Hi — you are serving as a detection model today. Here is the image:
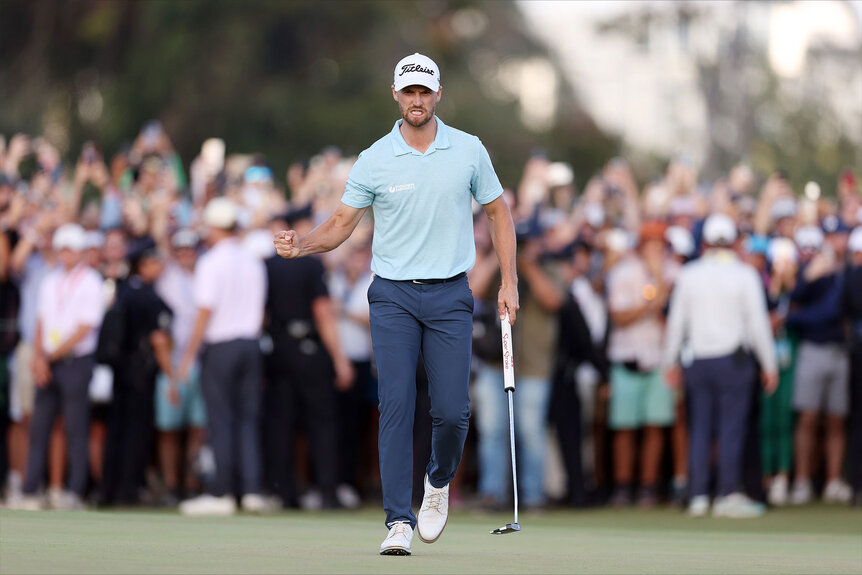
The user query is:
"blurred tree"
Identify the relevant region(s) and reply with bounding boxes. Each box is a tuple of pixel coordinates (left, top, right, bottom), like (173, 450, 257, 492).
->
(596, 1, 860, 193)
(0, 0, 617, 191)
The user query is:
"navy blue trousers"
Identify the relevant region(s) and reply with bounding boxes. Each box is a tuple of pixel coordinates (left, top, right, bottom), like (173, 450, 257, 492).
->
(24, 355, 94, 496)
(685, 353, 756, 497)
(200, 339, 262, 498)
(368, 275, 473, 528)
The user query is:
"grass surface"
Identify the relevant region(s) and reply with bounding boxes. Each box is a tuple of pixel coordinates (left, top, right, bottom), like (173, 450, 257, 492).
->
(1, 505, 860, 574)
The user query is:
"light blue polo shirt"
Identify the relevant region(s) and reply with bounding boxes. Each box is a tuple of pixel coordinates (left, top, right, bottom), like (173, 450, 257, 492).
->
(342, 117, 503, 281)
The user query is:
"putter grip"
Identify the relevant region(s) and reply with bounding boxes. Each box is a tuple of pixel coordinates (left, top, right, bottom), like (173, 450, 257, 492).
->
(501, 311, 515, 391)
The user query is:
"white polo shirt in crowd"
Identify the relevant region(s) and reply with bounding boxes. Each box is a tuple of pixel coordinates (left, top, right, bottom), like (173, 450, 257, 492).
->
(37, 264, 104, 357)
(328, 269, 374, 362)
(193, 237, 266, 344)
(607, 254, 680, 371)
(664, 249, 776, 374)
(156, 261, 197, 363)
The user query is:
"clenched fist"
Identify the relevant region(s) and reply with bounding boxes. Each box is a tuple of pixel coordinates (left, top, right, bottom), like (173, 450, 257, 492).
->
(274, 230, 302, 259)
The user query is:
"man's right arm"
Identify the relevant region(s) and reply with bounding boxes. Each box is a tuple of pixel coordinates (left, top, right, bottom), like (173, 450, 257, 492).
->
(274, 203, 367, 259)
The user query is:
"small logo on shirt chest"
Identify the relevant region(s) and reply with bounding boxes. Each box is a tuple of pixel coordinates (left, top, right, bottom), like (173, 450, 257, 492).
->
(388, 183, 416, 194)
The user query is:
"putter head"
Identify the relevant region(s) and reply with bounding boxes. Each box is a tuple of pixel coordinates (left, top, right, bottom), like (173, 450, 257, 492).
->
(490, 522, 521, 534)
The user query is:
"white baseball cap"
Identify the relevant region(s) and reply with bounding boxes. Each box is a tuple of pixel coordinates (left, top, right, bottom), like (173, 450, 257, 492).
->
(393, 53, 440, 92)
(172, 228, 199, 249)
(203, 197, 238, 229)
(665, 225, 694, 257)
(771, 198, 797, 221)
(849, 227, 862, 253)
(702, 213, 737, 245)
(794, 225, 824, 251)
(53, 223, 87, 252)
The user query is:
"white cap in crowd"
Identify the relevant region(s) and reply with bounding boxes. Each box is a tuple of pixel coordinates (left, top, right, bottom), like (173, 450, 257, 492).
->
(771, 198, 797, 221)
(172, 229, 199, 249)
(53, 223, 87, 252)
(393, 52, 440, 92)
(849, 227, 862, 253)
(203, 197, 239, 229)
(665, 225, 694, 257)
(794, 225, 824, 251)
(702, 213, 737, 245)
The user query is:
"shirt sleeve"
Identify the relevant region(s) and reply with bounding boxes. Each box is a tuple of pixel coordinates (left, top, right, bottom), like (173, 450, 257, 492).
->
(147, 294, 174, 335)
(306, 258, 330, 301)
(663, 269, 689, 367)
(341, 151, 375, 208)
(76, 274, 105, 328)
(743, 267, 777, 374)
(471, 141, 504, 205)
(36, 275, 50, 323)
(193, 257, 217, 310)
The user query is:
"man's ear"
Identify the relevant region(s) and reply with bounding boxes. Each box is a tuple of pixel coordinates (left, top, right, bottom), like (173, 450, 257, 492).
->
(436, 86, 443, 103)
(392, 86, 399, 102)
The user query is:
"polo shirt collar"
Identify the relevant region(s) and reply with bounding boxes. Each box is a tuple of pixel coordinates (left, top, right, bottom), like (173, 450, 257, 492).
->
(390, 116, 451, 156)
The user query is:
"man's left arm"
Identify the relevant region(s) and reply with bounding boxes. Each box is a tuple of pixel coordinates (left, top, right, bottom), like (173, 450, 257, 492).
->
(482, 195, 518, 324)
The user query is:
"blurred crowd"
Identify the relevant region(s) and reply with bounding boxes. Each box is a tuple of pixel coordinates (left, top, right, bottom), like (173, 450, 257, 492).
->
(0, 125, 860, 517)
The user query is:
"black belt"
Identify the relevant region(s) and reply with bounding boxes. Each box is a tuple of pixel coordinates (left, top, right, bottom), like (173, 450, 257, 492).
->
(400, 272, 466, 285)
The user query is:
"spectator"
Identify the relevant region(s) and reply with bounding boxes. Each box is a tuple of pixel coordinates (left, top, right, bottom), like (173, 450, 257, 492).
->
(4, 206, 60, 505)
(844, 227, 862, 506)
(100, 246, 172, 505)
(262, 208, 353, 510)
(606, 221, 679, 508)
(154, 229, 206, 505)
(472, 231, 564, 511)
(664, 214, 777, 518)
(761, 238, 800, 506)
(327, 238, 375, 508)
(787, 215, 853, 504)
(14, 224, 104, 510)
(178, 198, 267, 515)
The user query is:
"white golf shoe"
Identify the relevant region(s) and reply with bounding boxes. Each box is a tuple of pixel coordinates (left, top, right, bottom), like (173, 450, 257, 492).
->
(790, 480, 813, 505)
(767, 474, 789, 507)
(379, 520, 413, 556)
(687, 495, 710, 517)
(712, 493, 766, 518)
(240, 493, 270, 513)
(823, 479, 852, 504)
(417, 474, 449, 543)
(179, 494, 237, 516)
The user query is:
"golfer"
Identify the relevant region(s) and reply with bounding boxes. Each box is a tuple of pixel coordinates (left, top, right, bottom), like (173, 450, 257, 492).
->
(274, 52, 518, 555)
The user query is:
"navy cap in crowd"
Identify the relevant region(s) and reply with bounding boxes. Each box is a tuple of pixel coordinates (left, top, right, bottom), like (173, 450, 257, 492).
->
(821, 214, 851, 235)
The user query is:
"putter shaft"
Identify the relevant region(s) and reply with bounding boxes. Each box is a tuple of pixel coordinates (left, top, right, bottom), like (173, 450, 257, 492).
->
(507, 388, 518, 526)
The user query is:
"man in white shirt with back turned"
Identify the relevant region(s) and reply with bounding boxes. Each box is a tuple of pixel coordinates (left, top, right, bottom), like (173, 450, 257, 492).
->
(664, 213, 777, 518)
(178, 198, 268, 515)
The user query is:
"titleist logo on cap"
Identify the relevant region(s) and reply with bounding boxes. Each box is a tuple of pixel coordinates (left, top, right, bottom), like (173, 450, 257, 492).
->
(399, 63, 435, 77)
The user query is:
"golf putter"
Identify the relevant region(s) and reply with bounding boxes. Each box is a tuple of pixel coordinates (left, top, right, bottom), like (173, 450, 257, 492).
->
(491, 310, 521, 535)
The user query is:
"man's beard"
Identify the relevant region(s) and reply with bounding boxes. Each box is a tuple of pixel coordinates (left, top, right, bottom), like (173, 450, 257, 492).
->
(400, 103, 435, 128)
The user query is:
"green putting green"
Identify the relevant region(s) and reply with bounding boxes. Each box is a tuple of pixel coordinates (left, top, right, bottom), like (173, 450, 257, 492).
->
(1, 505, 860, 574)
